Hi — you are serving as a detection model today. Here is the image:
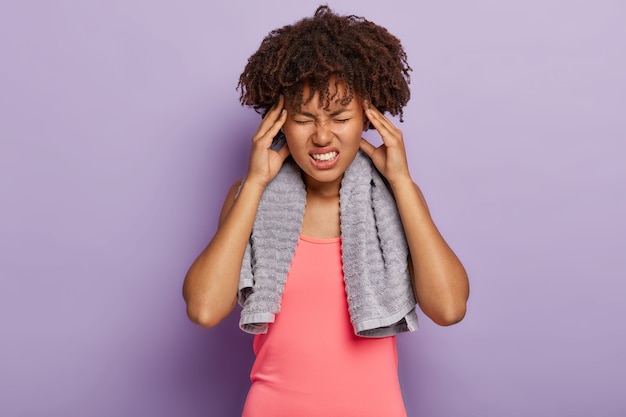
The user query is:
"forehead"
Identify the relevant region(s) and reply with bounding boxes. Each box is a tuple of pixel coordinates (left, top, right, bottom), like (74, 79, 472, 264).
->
(288, 80, 359, 113)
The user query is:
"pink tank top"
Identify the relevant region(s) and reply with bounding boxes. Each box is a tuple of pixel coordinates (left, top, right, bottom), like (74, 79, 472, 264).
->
(242, 235, 407, 417)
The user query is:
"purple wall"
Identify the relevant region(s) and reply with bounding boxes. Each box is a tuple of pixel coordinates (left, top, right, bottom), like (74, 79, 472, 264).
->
(1, 1, 624, 416)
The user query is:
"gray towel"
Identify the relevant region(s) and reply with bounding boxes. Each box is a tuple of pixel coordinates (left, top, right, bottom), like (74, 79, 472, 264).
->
(238, 150, 418, 337)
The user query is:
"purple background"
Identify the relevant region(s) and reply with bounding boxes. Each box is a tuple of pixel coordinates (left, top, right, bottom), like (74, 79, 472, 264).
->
(1, 1, 625, 416)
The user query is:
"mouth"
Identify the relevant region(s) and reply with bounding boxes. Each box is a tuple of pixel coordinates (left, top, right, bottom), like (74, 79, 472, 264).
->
(309, 150, 339, 169)
(310, 151, 338, 162)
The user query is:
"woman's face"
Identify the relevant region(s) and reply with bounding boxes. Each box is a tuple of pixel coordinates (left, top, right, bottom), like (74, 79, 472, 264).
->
(282, 81, 366, 192)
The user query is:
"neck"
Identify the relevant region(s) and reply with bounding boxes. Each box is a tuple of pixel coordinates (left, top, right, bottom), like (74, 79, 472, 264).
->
(302, 173, 342, 198)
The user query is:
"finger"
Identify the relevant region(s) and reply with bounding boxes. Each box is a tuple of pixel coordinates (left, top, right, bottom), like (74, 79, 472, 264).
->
(263, 97, 284, 123)
(266, 110, 288, 144)
(365, 105, 396, 134)
(274, 142, 291, 161)
(363, 104, 388, 132)
(362, 100, 382, 122)
(365, 106, 403, 145)
(254, 97, 286, 140)
(255, 108, 287, 144)
(359, 138, 377, 157)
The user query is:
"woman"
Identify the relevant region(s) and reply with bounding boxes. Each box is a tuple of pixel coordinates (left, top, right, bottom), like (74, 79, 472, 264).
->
(183, 6, 469, 416)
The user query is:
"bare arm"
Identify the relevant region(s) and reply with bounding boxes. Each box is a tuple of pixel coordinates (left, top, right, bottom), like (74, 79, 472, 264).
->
(389, 179, 469, 326)
(360, 103, 469, 326)
(183, 180, 264, 327)
(182, 98, 290, 328)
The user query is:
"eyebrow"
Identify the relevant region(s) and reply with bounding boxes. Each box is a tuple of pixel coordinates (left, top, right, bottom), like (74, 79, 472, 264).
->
(294, 108, 352, 118)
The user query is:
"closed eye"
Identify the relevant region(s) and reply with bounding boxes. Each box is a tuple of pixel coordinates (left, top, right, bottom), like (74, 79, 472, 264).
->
(334, 118, 350, 124)
(294, 120, 312, 125)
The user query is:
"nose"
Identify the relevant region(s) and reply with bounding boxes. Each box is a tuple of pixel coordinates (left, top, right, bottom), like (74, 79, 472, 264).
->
(312, 120, 332, 146)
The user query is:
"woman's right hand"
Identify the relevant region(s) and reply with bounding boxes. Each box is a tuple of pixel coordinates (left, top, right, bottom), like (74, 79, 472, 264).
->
(246, 96, 290, 188)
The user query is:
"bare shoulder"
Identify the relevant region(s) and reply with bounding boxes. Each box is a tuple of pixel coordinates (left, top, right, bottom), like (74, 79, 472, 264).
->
(218, 179, 244, 225)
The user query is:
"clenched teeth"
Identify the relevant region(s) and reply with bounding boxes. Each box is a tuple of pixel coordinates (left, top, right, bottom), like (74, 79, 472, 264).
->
(311, 151, 337, 161)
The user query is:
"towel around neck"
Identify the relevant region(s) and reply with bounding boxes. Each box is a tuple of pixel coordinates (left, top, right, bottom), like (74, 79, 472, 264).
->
(238, 151, 418, 338)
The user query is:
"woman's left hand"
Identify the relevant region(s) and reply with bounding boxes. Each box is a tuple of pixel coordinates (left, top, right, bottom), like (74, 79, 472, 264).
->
(359, 102, 412, 186)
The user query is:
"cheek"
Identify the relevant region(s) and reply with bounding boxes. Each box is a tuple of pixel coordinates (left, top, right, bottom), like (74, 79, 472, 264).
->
(336, 121, 366, 139)
(282, 128, 303, 150)
(283, 124, 313, 143)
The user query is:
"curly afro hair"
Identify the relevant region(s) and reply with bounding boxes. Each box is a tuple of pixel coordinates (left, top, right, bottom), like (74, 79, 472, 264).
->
(237, 5, 411, 121)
